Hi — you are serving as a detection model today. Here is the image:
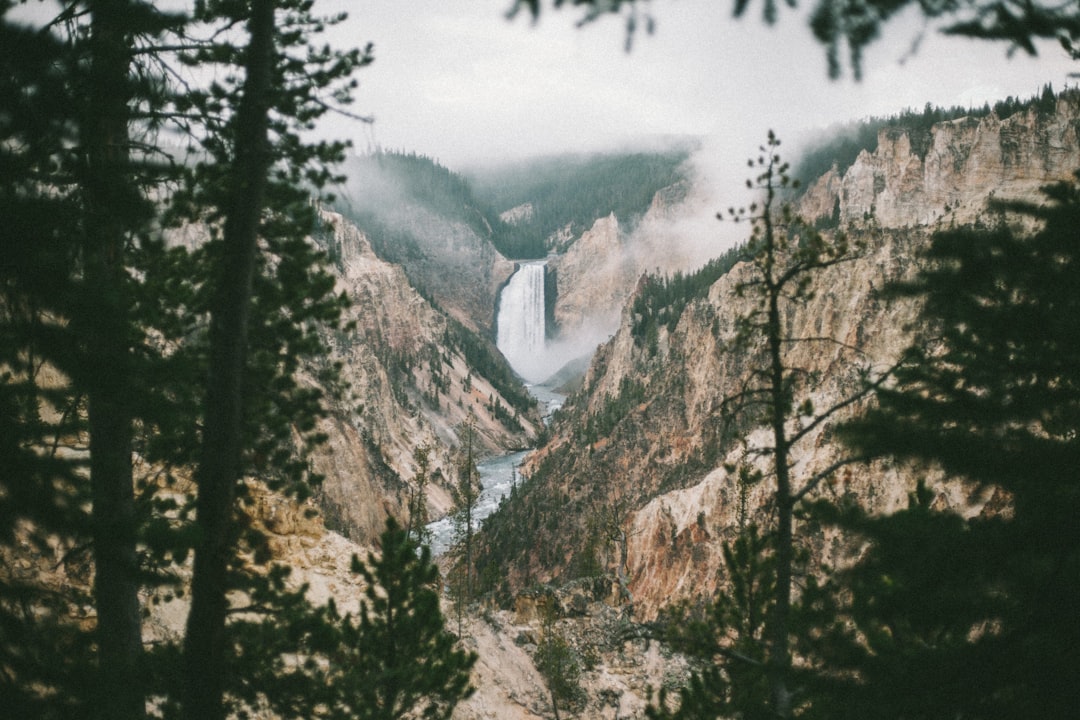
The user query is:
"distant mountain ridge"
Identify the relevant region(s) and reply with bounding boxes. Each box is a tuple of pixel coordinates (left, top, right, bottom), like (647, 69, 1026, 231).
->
(467, 148, 694, 258)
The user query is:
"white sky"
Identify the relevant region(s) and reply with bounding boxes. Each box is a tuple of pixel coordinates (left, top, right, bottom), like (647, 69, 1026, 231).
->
(9, 0, 1074, 172)
(325, 0, 1078, 170)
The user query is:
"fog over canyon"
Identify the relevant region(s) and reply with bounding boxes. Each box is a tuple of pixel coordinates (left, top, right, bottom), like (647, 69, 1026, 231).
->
(8, 0, 1080, 717)
(323, 92, 1080, 716)
(6, 25, 1078, 710)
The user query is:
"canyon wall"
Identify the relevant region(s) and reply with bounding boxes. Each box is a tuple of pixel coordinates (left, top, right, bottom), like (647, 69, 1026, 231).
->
(548, 178, 717, 372)
(800, 96, 1080, 227)
(550, 213, 629, 341)
(308, 210, 541, 544)
(484, 92, 1080, 619)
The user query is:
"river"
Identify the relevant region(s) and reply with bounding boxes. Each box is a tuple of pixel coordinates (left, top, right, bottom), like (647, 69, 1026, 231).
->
(426, 382, 564, 556)
(426, 449, 529, 556)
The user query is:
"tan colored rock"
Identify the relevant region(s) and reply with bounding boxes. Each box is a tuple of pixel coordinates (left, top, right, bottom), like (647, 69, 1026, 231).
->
(549, 180, 717, 353)
(510, 96, 1080, 621)
(307, 211, 540, 544)
(551, 213, 629, 339)
(800, 96, 1080, 228)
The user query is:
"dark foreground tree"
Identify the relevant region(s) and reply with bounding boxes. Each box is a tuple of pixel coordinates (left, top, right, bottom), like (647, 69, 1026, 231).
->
(180, 2, 278, 715)
(178, 0, 368, 717)
(1, 2, 187, 717)
(1, 7, 90, 715)
(80, 2, 190, 717)
(329, 518, 477, 720)
(2, 0, 369, 716)
(649, 133, 889, 718)
(810, 171, 1080, 719)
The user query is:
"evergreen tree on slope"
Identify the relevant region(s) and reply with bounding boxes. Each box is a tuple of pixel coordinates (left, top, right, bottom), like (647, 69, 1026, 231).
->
(329, 518, 476, 720)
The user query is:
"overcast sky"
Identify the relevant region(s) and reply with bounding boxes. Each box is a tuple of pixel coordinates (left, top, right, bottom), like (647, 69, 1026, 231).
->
(11, 0, 1073, 173)
(324, 0, 1077, 171)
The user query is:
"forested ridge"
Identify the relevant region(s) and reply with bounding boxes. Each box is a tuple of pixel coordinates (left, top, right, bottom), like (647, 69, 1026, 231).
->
(337, 151, 505, 248)
(629, 245, 746, 354)
(468, 148, 693, 258)
(795, 84, 1068, 189)
(337, 147, 694, 262)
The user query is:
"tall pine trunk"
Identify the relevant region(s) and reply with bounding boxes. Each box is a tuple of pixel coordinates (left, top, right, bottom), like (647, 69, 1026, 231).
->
(761, 200, 794, 720)
(182, 1, 275, 718)
(765, 287, 794, 719)
(83, 2, 145, 717)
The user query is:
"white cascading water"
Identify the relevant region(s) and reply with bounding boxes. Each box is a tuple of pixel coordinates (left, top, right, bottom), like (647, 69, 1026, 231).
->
(426, 263, 561, 554)
(496, 261, 548, 383)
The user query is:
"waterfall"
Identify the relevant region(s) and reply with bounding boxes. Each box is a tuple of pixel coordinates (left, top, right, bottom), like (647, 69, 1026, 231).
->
(497, 261, 548, 383)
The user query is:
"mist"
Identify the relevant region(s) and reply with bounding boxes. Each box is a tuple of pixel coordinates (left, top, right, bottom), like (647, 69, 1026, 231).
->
(320, 0, 1076, 388)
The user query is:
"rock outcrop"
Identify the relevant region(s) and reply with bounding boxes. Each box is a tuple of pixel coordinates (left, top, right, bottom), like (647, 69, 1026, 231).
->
(453, 589, 690, 720)
(550, 213, 629, 340)
(500, 202, 535, 225)
(800, 95, 1080, 227)
(309, 210, 541, 544)
(547, 179, 716, 366)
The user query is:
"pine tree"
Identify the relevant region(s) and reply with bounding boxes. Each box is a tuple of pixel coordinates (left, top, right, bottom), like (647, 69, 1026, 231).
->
(78, 3, 190, 716)
(1, 3, 186, 716)
(329, 518, 477, 720)
(180, 1, 279, 715)
(649, 132, 888, 719)
(175, 1, 369, 716)
(721, 133, 866, 718)
(648, 466, 784, 720)
(449, 417, 483, 613)
(1, 7, 86, 714)
(535, 613, 585, 720)
(405, 445, 435, 547)
(813, 171, 1080, 719)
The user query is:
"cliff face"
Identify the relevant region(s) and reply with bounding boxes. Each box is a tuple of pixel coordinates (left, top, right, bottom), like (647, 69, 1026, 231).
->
(390, 206, 516, 335)
(547, 180, 716, 369)
(334, 152, 518, 336)
(483, 94, 1080, 619)
(154, 207, 538, 545)
(550, 213, 629, 340)
(300, 210, 542, 545)
(800, 96, 1080, 227)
